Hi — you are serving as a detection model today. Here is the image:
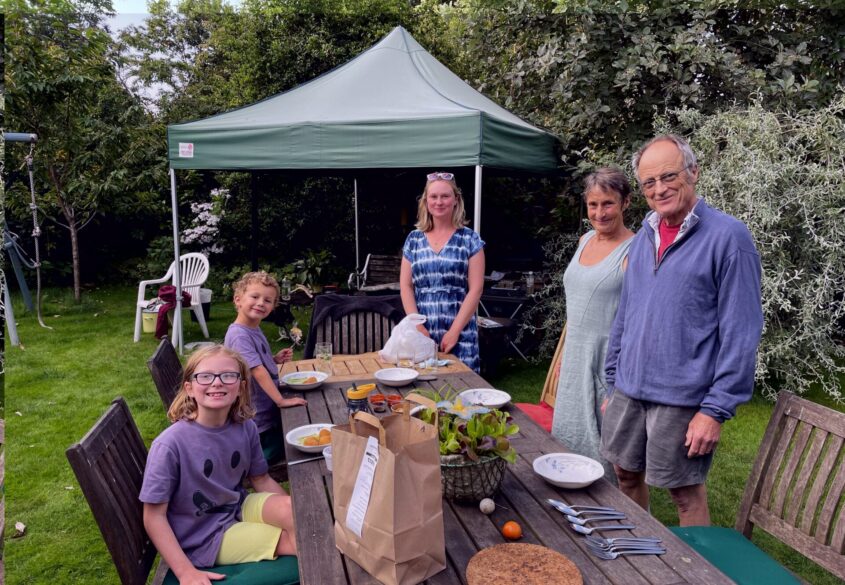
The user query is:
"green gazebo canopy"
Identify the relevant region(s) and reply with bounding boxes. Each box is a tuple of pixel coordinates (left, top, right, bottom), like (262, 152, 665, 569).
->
(167, 26, 559, 171)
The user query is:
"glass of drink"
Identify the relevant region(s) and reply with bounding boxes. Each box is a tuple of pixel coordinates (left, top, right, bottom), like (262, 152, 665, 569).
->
(315, 342, 332, 375)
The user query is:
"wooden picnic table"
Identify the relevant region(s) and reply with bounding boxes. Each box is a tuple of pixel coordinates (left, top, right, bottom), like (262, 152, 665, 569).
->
(279, 354, 732, 585)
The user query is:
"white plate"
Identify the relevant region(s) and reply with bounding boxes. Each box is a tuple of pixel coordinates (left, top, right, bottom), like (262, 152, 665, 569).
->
(285, 423, 334, 453)
(281, 370, 329, 390)
(458, 388, 511, 409)
(533, 453, 604, 489)
(374, 368, 419, 387)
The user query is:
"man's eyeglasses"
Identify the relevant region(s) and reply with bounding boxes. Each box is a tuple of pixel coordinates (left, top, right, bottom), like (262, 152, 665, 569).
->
(427, 172, 454, 182)
(640, 164, 691, 192)
(191, 372, 241, 385)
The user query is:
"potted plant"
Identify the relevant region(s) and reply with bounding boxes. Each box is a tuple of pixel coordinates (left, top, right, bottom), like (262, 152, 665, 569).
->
(417, 385, 519, 501)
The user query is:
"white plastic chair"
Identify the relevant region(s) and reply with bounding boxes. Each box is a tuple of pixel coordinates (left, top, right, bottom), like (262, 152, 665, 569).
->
(133, 253, 210, 342)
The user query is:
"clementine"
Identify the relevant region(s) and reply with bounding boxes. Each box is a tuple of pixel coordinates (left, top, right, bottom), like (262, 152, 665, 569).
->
(501, 521, 522, 540)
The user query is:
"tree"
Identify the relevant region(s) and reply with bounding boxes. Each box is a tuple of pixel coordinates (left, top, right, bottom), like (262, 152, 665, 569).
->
(6, 0, 161, 301)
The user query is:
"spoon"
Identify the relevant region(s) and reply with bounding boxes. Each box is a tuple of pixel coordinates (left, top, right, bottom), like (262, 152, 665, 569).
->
(569, 523, 637, 535)
(566, 513, 627, 526)
(547, 498, 617, 516)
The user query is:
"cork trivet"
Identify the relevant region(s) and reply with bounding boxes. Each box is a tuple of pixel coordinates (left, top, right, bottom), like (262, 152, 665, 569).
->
(466, 543, 583, 585)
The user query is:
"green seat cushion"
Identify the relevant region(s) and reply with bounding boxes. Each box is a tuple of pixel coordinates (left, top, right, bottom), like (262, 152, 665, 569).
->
(162, 555, 299, 585)
(260, 426, 286, 465)
(669, 526, 799, 585)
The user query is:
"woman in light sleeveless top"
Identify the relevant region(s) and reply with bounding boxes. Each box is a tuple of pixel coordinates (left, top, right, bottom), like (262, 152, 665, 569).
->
(551, 168, 635, 481)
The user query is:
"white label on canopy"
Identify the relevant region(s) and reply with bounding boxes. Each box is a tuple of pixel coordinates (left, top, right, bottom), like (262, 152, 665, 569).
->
(345, 435, 380, 538)
(179, 143, 194, 158)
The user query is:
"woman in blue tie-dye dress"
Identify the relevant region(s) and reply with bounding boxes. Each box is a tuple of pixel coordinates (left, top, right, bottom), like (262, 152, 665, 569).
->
(400, 172, 486, 372)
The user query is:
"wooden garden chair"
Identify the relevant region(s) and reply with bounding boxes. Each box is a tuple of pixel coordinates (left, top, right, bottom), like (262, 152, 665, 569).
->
(303, 293, 405, 358)
(147, 336, 183, 412)
(66, 397, 299, 585)
(514, 324, 566, 432)
(671, 391, 845, 584)
(348, 253, 402, 292)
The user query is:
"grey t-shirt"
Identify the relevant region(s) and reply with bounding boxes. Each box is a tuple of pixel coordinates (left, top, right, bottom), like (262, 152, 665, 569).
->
(224, 323, 279, 433)
(139, 418, 269, 568)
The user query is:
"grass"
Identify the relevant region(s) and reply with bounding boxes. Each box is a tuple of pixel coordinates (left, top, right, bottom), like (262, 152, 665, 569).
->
(5, 285, 844, 584)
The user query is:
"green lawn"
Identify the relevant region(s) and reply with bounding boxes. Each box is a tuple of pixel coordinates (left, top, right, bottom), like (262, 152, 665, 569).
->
(5, 286, 843, 584)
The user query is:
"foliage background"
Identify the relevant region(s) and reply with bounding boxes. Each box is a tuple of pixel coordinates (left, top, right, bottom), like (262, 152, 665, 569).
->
(4, 1, 845, 400)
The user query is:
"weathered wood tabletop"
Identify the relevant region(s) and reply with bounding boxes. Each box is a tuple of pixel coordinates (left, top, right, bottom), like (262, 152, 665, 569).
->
(279, 356, 732, 585)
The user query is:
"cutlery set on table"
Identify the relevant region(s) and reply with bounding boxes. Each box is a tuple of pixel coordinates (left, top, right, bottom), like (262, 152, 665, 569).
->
(547, 498, 667, 559)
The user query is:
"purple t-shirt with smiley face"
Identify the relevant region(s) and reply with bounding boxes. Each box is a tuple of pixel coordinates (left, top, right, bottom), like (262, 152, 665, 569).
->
(139, 418, 268, 568)
(225, 323, 279, 433)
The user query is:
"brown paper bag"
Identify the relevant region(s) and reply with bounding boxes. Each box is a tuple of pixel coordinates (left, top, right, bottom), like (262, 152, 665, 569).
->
(333, 393, 446, 585)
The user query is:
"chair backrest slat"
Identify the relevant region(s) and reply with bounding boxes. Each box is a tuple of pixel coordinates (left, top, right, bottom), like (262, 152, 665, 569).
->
(802, 436, 845, 544)
(757, 414, 799, 506)
(736, 391, 845, 579)
(771, 420, 813, 516)
(66, 398, 156, 585)
(147, 336, 183, 413)
(785, 426, 828, 526)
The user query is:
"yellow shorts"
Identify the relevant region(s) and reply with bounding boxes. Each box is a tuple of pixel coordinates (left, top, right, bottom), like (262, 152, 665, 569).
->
(215, 492, 283, 565)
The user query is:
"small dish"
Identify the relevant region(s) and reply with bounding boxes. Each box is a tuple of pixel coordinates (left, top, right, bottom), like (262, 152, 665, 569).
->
(285, 423, 334, 453)
(374, 368, 419, 387)
(281, 370, 329, 390)
(458, 388, 511, 409)
(533, 453, 604, 489)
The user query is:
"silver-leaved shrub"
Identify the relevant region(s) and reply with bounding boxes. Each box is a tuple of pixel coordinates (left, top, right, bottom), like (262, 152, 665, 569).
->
(661, 93, 845, 401)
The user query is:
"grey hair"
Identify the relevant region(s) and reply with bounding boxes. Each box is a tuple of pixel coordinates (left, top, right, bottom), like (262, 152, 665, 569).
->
(631, 134, 698, 176)
(582, 167, 631, 203)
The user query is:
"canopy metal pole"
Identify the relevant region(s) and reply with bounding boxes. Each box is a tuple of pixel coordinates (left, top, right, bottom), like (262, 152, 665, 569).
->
(170, 168, 184, 354)
(473, 165, 483, 235)
(354, 178, 360, 285)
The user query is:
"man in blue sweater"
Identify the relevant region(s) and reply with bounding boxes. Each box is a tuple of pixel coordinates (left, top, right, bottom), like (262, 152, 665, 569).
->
(601, 134, 763, 526)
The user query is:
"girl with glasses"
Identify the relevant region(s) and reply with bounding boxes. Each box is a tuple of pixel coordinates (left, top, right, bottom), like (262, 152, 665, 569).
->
(141, 345, 298, 584)
(400, 172, 485, 372)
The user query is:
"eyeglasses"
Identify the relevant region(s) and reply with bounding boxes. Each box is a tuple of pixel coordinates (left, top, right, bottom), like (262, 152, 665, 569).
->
(639, 164, 691, 192)
(427, 172, 454, 182)
(191, 371, 241, 385)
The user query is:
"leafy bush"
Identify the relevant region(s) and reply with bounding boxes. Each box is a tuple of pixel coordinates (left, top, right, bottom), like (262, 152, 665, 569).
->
(662, 92, 845, 401)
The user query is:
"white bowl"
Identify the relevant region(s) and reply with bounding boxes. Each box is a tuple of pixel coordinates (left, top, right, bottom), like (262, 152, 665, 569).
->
(533, 453, 604, 489)
(281, 370, 329, 391)
(285, 423, 334, 453)
(458, 388, 511, 409)
(374, 368, 419, 387)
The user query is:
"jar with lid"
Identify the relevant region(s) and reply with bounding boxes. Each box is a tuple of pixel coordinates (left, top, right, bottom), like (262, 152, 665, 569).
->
(347, 383, 375, 417)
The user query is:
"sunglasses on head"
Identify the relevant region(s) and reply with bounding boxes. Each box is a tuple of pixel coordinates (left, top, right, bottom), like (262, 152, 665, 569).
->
(427, 172, 454, 182)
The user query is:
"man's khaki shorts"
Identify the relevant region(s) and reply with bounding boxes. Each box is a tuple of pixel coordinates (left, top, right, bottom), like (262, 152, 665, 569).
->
(600, 390, 714, 489)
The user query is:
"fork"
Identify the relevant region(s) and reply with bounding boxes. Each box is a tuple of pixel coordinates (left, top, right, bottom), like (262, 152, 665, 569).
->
(586, 541, 666, 553)
(566, 513, 627, 526)
(585, 535, 663, 547)
(590, 548, 666, 560)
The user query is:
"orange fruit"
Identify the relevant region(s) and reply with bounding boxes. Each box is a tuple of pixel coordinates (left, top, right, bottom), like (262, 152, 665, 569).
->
(501, 521, 522, 540)
(319, 428, 331, 438)
(318, 434, 331, 445)
(303, 435, 320, 446)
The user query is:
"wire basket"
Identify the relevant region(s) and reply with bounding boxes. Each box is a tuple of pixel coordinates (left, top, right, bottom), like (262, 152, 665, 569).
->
(440, 454, 507, 501)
